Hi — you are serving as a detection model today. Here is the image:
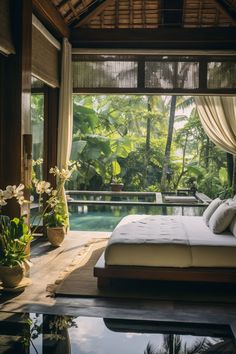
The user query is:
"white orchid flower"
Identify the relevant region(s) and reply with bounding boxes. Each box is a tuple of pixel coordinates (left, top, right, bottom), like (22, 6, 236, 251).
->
(49, 165, 77, 181)
(49, 167, 60, 176)
(17, 196, 25, 205)
(60, 169, 72, 181)
(5, 184, 24, 199)
(47, 197, 59, 208)
(0, 189, 8, 206)
(36, 181, 52, 195)
(51, 190, 58, 196)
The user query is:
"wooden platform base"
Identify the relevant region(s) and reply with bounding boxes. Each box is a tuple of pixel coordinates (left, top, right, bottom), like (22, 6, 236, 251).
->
(94, 253, 236, 288)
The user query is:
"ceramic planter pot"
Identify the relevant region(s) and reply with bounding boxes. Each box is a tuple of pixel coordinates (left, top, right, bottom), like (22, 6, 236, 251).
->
(0, 264, 25, 288)
(110, 183, 124, 192)
(47, 227, 65, 247)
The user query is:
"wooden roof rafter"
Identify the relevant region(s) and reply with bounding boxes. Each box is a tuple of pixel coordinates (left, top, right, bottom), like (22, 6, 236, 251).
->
(47, 0, 236, 33)
(33, 0, 70, 38)
(56, 0, 71, 10)
(67, 0, 80, 20)
(73, 0, 115, 28)
(215, 0, 236, 23)
(63, 0, 83, 22)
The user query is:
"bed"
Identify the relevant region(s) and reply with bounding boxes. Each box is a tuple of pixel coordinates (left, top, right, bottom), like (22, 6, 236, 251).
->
(94, 215, 236, 287)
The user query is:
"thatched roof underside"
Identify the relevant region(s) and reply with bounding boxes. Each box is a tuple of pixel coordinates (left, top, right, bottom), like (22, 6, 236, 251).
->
(51, 0, 236, 29)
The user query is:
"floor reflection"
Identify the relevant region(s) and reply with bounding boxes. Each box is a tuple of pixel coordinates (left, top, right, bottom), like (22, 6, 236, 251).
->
(0, 313, 235, 354)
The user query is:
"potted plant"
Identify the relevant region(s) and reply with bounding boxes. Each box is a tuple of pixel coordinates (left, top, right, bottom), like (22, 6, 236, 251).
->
(35, 164, 78, 247)
(0, 216, 33, 288)
(110, 161, 124, 192)
(0, 184, 33, 288)
(44, 206, 67, 247)
(110, 177, 124, 192)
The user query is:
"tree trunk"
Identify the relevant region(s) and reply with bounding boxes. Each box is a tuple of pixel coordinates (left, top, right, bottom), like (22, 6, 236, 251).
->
(174, 133, 188, 190)
(146, 101, 151, 164)
(160, 96, 177, 192)
(205, 136, 210, 168)
(227, 152, 234, 187)
(144, 97, 152, 187)
(231, 155, 236, 196)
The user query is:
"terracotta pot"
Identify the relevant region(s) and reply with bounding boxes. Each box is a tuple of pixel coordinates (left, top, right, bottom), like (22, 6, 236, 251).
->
(47, 227, 65, 247)
(110, 183, 124, 192)
(0, 264, 25, 288)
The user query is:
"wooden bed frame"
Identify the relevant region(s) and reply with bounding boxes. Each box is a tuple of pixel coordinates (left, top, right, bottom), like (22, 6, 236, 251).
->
(94, 252, 236, 288)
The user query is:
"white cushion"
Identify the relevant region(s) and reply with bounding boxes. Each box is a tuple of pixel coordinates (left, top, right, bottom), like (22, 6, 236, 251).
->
(203, 198, 223, 226)
(230, 215, 236, 237)
(209, 200, 236, 234)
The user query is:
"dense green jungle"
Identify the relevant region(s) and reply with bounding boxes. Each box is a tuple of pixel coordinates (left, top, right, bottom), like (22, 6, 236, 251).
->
(31, 94, 234, 199)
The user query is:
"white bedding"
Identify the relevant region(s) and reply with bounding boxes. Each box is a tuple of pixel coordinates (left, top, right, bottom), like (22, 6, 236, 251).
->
(104, 215, 236, 268)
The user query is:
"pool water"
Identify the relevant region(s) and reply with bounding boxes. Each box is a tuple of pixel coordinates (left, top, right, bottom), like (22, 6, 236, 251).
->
(1, 313, 235, 354)
(69, 205, 204, 232)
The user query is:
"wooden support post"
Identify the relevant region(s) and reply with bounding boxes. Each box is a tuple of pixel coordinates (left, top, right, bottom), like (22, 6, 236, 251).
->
(0, 0, 32, 218)
(43, 86, 59, 187)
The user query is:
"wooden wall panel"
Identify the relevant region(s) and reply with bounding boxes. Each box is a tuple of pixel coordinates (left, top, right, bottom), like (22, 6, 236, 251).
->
(0, 0, 32, 217)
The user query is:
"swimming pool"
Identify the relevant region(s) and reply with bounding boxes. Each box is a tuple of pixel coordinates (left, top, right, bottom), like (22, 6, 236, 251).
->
(69, 204, 204, 232)
(1, 312, 234, 354)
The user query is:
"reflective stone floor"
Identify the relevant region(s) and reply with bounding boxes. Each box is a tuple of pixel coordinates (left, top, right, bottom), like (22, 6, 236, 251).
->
(1, 312, 236, 354)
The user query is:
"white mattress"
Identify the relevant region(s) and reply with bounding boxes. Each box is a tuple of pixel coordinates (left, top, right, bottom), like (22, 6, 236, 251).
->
(104, 215, 236, 268)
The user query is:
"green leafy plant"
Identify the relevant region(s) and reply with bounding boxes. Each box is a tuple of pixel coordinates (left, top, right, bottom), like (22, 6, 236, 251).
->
(111, 176, 123, 184)
(44, 208, 67, 228)
(0, 185, 33, 268)
(0, 217, 33, 267)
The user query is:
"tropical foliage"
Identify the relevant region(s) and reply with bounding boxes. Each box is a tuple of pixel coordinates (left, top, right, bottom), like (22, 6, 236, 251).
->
(67, 94, 230, 198)
(144, 334, 228, 354)
(0, 216, 32, 267)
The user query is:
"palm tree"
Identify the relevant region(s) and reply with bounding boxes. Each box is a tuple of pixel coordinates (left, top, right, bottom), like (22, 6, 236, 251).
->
(160, 95, 177, 192)
(159, 58, 196, 193)
(144, 334, 223, 354)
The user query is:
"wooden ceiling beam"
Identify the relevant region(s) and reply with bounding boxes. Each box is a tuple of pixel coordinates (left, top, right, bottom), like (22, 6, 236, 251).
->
(63, 0, 82, 20)
(215, 0, 236, 23)
(73, 0, 115, 28)
(33, 0, 70, 38)
(57, 0, 71, 10)
(71, 28, 236, 50)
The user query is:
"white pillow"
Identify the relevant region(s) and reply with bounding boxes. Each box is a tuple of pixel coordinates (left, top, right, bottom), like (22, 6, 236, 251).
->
(209, 200, 236, 234)
(203, 198, 223, 226)
(230, 215, 236, 237)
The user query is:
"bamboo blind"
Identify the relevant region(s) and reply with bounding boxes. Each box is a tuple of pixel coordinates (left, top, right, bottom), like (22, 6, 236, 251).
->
(73, 55, 236, 92)
(32, 25, 60, 88)
(0, 0, 15, 55)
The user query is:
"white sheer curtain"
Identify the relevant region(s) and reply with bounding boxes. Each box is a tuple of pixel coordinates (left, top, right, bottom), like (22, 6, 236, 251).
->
(57, 38, 73, 225)
(195, 96, 236, 154)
